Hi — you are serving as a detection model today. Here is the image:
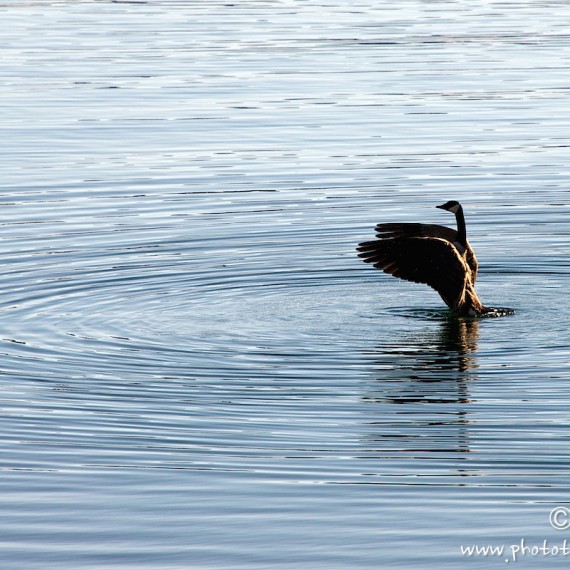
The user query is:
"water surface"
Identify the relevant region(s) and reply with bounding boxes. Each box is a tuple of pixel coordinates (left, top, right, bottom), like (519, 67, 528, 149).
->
(1, 1, 570, 568)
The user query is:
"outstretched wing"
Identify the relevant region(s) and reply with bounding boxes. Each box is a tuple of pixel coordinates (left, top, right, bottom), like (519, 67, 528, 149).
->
(374, 223, 458, 242)
(356, 236, 469, 309)
(375, 222, 479, 283)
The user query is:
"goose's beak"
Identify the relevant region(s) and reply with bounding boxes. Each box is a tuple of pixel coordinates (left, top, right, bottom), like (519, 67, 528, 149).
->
(436, 204, 445, 210)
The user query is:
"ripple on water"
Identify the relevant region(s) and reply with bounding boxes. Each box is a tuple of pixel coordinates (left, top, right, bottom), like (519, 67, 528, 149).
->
(3, 1, 570, 568)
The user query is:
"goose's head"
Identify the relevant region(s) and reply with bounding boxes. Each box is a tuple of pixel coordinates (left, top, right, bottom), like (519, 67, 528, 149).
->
(436, 200, 461, 214)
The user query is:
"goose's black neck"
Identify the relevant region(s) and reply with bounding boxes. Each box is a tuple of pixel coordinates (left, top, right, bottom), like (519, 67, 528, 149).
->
(455, 205, 467, 246)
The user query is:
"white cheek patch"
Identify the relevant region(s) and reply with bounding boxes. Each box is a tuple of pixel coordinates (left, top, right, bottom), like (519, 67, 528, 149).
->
(449, 204, 460, 214)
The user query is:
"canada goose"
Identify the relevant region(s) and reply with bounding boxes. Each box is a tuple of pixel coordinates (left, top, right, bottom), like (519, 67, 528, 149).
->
(357, 201, 488, 316)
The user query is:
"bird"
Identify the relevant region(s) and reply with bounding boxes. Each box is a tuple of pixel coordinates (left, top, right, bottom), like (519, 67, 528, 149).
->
(356, 201, 488, 316)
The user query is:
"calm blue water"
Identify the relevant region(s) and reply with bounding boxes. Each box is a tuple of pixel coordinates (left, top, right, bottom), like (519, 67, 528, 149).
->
(2, 2, 570, 568)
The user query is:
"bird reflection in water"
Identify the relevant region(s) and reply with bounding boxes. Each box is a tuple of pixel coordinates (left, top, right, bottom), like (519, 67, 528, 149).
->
(361, 314, 481, 458)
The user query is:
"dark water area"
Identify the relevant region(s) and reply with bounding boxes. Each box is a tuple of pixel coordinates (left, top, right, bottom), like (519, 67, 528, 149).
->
(1, 1, 570, 568)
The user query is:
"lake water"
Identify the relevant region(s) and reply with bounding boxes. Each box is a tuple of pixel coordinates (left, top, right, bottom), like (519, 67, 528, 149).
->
(2, 1, 570, 568)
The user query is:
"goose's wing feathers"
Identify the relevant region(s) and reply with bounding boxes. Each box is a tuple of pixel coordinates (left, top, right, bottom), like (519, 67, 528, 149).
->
(357, 236, 468, 307)
(375, 223, 457, 242)
(375, 222, 479, 283)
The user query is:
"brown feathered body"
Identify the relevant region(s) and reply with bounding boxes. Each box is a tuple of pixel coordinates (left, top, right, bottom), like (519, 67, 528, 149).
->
(357, 206, 487, 316)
